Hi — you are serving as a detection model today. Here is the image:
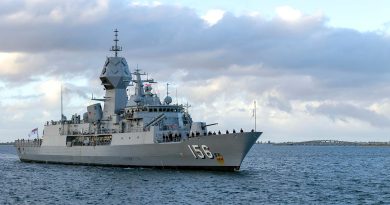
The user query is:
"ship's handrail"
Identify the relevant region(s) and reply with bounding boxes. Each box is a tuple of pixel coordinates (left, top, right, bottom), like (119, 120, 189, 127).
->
(126, 127, 145, 133)
(67, 135, 112, 147)
(58, 127, 148, 136)
(15, 139, 42, 147)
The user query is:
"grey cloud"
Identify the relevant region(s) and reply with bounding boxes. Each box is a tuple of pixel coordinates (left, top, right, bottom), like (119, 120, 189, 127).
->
(0, 1, 203, 53)
(7, 93, 44, 100)
(0, 1, 390, 110)
(266, 96, 292, 112)
(63, 83, 90, 100)
(307, 103, 390, 127)
(0, 1, 389, 82)
(0, 0, 23, 16)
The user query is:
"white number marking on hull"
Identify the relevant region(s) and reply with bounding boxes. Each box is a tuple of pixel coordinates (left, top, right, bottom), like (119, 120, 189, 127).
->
(187, 145, 197, 159)
(188, 145, 214, 159)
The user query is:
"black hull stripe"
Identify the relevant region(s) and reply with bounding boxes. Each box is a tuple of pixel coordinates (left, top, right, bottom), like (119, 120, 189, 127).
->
(19, 159, 240, 171)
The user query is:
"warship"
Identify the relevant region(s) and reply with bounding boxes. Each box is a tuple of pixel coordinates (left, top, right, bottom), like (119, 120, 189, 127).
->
(15, 30, 262, 171)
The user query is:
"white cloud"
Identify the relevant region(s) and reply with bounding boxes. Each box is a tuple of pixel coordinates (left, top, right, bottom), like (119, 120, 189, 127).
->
(246, 11, 261, 18)
(275, 6, 302, 22)
(202, 9, 225, 26)
(0, 52, 51, 79)
(38, 79, 61, 104)
(130, 1, 162, 7)
(0, 52, 23, 75)
(369, 99, 390, 116)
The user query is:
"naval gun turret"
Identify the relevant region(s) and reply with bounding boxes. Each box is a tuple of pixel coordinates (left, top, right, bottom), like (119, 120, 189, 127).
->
(99, 29, 131, 117)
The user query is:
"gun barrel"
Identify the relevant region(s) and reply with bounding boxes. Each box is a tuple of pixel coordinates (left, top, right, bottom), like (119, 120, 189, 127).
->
(202, 123, 218, 128)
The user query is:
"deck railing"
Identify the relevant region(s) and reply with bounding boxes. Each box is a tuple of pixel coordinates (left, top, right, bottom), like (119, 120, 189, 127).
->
(15, 139, 42, 147)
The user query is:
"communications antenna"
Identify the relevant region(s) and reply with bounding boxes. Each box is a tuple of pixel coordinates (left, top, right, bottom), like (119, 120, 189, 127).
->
(110, 29, 122, 57)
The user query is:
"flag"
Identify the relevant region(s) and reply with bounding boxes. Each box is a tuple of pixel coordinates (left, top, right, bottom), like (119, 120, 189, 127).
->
(28, 128, 38, 138)
(252, 100, 256, 117)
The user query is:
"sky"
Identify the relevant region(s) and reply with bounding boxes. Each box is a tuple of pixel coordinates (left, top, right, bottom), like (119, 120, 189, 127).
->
(1, 0, 390, 142)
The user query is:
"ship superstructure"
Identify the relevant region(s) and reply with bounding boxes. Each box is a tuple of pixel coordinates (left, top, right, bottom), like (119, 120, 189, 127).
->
(15, 30, 262, 171)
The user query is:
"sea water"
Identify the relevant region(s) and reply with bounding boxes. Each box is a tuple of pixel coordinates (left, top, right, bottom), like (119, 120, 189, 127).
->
(1, 144, 389, 204)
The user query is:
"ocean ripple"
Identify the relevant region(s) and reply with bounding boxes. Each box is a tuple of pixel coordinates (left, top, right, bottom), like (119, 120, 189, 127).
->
(1, 145, 390, 204)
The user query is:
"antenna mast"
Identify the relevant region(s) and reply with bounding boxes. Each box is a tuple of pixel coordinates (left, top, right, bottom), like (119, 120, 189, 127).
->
(110, 29, 122, 57)
(166, 83, 170, 97)
(176, 88, 178, 105)
(61, 84, 63, 123)
(254, 100, 257, 131)
(185, 101, 191, 113)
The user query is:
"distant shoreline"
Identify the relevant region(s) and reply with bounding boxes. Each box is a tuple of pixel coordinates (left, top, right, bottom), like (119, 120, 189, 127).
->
(270, 140, 390, 146)
(0, 142, 14, 145)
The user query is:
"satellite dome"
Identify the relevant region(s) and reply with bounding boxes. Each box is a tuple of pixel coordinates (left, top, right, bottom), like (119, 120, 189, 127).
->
(164, 96, 172, 105)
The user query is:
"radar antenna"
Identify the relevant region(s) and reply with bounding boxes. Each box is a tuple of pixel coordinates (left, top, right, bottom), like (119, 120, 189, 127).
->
(110, 29, 122, 57)
(184, 102, 191, 113)
(166, 83, 170, 97)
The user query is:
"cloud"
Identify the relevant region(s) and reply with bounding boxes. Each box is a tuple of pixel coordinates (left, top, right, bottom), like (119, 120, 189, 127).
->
(307, 102, 390, 128)
(266, 95, 292, 113)
(275, 6, 302, 22)
(202, 9, 225, 26)
(1, 1, 390, 142)
(0, 1, 389, 88)
(0, 52, 23, 76)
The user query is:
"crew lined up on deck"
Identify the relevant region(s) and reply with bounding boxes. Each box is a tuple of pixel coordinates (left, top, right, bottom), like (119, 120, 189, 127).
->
(186, 128, 252, 138)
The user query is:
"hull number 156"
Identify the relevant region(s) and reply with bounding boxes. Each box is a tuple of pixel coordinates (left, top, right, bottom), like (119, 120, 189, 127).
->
(187, 145, 214, 159)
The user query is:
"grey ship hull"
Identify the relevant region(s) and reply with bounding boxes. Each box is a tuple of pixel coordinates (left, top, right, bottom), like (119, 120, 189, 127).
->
(16, 132, 261, 171)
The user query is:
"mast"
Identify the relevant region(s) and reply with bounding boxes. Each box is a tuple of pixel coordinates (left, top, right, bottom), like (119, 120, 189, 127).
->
(61, 84, 64, 135)
(185, 102, 191, 113)
(100, 29, 131, 114)
(130, 69, 156, 105)
(110, 29, 122, 57)
(61, 84, 63, 123)
(254, 100, 257, 131)
(166, 83, 170, 97)
(175, 88, 178, 105)
(135, 69, 144, 96)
